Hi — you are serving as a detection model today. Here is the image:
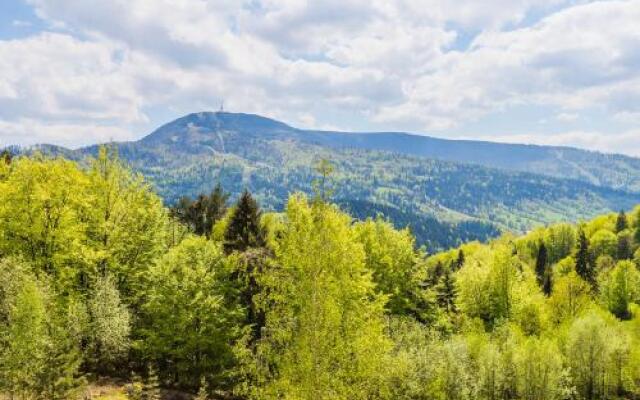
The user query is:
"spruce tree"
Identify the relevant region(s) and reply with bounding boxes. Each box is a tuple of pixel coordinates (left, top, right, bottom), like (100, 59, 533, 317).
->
(171, 184, 228, 238)
(224, 190, 265, 254)
(615, 210, 628, 233)
(454, 249, 465, 270)
(575, 229, 593, 284)
(535, 242, 548, 288)
(436, 268, 457, 313)
(431, 261, 444, 286)
(616, 233, 632, 260)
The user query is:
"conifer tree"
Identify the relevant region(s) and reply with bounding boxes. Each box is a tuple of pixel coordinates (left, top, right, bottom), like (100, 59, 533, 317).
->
(436, 268, 457, 313)
(224, 190, 265, 254)
(431, 261, 444, 286)
(172, 184, 229, 238)
(535, 242, 548, 287)
(575, 229, 593, 285)
(454, 249, 465, 270)
(615, 210, 628, 233)
(616, 233, 632, 260)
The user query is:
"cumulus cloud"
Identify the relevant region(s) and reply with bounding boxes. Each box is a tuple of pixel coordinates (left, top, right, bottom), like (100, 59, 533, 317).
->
(0, 0, 637, 155)
(0, 118, 134, 149)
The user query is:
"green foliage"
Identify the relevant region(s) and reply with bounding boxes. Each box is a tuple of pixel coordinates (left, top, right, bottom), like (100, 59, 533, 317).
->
(576, 229, 595, 285)
(590, 229, 618, 261)
(1, 151, 640, 399)
(599, 260, 639, 320)
(224, 190, 266, 254)
(353, 218, 426, 318)
(140, 236, 241, 389)
(615, 210, 628, 233)
(0, 260, 84, 399)
(171, 183, 229, 238)
(87, 273, 131, 371)
(239, 194, 389, 399)
(548, 271, 591, 324)
(436, 268, 458, 314)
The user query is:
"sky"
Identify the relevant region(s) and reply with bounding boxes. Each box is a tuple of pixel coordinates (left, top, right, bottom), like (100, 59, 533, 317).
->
(0, 0, 639, 155)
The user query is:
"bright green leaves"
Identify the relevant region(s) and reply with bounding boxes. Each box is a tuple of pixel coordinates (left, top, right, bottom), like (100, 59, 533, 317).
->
(244, 194, 389, 400)
(140, 236, 241, 389)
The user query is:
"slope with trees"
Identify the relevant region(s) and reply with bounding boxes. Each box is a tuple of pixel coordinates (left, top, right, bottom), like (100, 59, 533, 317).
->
(1, 150, 640, 399)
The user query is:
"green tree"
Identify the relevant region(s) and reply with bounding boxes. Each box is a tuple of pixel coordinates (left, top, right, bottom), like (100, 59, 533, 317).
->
(548, 271, 591, 323)
(615, 210, 628, 233)
(575, 229, 594, 285)
(240, 194, 389, 399)
(514, 338, 565, 400)
(590, 229, 618, 262)
(140, 236, 240, 389)
(87, 146, 168, 302)
(599, 260, 639, 320)
(87, 273, 131, 371)
(224, 190, 266, 254)
(616, 231, 633, 260)
(566, 313, 610, 400)
(454, 249, 465, 270)
(544, 223, 576, 264)
(0, 269, 84, 399)
(436, 268, 457, 314)
(354, 217, 427, 318)
(0, 156, 92, 288)
(535, 242, 548, 288)
(312, 158, 335, 202)
(171, 184, 229, 238)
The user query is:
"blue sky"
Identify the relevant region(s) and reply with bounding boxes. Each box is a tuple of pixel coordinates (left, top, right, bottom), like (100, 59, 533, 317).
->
(1, 0, 639, 155)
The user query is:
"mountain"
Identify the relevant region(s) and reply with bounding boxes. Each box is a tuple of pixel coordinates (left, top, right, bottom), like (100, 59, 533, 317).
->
(29, 111, 640, 251)
(139, 112, 640, 192)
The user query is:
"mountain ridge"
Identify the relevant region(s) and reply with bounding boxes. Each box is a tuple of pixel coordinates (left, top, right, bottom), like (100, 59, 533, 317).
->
(16, 111, 640, 250)
(127, 111, 640, 193)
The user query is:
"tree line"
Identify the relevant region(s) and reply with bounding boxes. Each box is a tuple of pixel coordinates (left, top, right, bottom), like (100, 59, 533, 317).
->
(0, 150, 639, 399)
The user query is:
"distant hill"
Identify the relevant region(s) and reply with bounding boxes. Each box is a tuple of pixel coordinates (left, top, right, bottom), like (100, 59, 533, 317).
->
(26, 111, 640, 251)
(138, 112, 640, 192)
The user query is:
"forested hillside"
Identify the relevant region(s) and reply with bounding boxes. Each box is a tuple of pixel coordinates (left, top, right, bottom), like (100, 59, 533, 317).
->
(30, 112, 640, 251)
(129, 111, 640, 192)
(1, 150, 639, 400)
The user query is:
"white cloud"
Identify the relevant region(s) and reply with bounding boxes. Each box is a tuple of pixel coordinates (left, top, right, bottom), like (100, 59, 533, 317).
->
(0, 33, 145, 123)
(0, 0, 636, 156)
(0, 118, 134, 149)
(375, 0, 640, 129)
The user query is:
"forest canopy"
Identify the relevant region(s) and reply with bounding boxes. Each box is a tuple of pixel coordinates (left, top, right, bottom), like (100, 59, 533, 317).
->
(0, 150, 639, 400)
